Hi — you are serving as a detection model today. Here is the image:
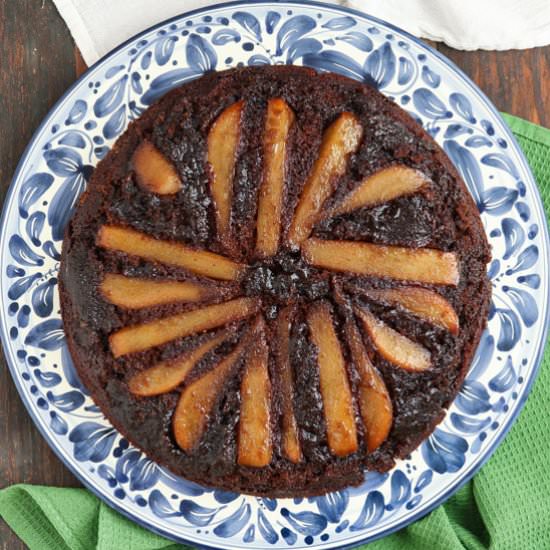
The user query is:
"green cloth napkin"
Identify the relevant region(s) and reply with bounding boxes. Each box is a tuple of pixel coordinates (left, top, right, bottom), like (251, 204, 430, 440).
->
(1, 113, 549, 550)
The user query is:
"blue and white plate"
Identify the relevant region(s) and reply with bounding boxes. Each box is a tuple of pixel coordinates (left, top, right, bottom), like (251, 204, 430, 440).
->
(1, 2, 549, 548)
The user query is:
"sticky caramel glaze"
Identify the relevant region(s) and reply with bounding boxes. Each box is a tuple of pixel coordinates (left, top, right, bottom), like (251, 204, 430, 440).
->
(59, 65, 490, 496)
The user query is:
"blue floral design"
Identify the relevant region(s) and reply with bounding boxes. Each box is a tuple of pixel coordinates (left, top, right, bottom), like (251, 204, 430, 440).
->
(69, 422, 117, 462)
(18, 173, 54, 218)
(25, 319, 64, 350)
(214, 501, 252, 538)
(422, 429, 468, 474)
(180, 500, 220, 525)
(45, 147, 93, 241)
(281, 508, 327, 536)
(350, 491, 384, 531)
(313, 491, 349, 523)
(115, 449, 160, 491)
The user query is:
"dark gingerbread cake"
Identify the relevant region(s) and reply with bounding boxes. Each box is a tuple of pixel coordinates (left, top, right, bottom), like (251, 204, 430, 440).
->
(59, 65, 491, 497)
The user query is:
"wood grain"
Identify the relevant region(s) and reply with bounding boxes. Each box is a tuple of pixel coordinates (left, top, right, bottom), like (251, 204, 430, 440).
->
(437, 44, 550, 127)
(1, 1, 549, 548)
(0, 2, 82, 548)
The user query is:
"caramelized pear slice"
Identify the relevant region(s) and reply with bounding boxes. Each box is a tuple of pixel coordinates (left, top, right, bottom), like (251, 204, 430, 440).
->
(97, 225, 244, 281)
(238, 329, 272, 467)
(366, 287, 459, 334)
(303, 238, 459, 286)
(307, 302, 358, 457)
(173, 323, 257, 452)
(109, 297, 260, 357)
(100, 274, 213, 309)
(128, 331, 228, 396)
(275, 307, 302, 463)
(256, 98, 295, 257)
(344, 316, 392, 452)
(207, 101, 244, 245)
(132, 140, 182, 195)
(330, 165, 429, 217)
(288, 113, 363, 247)
(356, 308, 431, 372)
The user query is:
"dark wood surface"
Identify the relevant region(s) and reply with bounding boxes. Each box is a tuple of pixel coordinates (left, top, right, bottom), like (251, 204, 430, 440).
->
(1, 1, 550, 548)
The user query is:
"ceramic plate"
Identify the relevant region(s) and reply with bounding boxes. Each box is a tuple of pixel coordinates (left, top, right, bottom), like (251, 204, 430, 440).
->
(1, 2, 549, 548)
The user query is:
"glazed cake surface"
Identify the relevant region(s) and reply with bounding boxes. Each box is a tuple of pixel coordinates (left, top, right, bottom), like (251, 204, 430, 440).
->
(60, 65, 491, 497)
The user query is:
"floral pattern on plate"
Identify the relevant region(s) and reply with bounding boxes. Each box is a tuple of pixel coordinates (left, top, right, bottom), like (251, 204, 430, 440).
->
(1, 2, 548, 549)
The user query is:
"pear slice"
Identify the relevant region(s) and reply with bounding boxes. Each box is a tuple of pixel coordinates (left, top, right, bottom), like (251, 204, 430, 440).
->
(100, 273, 214, 309)
(255, 98, 295, 257)
(302, 238, 459, 286)
(207, 101, 244, 246)
(343, 315, 392, 452)
(366, 287, 459, 334)
(238, 328, 272, 467)
(329, 165, 429, 217)
(287, 113, 363, 247)
(109, 297, 260, 357)
(275, 307, 302, 463)
(356, 307, 431, 372)
(307, 302, 358, 457)
(173, 321, 258, 453)
(132, 140, 182, 195)
(128, 331, 228, 396)
(97, 225, 244, 281)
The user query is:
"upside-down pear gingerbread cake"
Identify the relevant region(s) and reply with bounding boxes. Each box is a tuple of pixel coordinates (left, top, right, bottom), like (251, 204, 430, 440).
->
(59, 65, 491, 497)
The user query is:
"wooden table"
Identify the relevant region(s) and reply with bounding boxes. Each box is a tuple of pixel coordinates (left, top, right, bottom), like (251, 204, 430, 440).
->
(1, 1, 549, 548)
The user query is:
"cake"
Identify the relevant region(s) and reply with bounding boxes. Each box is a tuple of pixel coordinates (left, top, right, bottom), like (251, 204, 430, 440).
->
(59, 65, 491, 497)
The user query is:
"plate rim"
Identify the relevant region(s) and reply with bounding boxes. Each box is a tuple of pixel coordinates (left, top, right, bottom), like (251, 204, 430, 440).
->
(1, 1, 549, 548)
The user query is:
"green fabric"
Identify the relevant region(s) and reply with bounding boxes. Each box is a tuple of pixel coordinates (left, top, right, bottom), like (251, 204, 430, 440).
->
(1, 114, 548, 550)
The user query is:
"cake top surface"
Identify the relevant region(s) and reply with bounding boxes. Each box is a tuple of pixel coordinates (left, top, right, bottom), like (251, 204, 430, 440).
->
(60, 65, 491, 497)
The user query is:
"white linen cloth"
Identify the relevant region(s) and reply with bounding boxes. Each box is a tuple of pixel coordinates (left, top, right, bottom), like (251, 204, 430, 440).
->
(53, 0, 550, 66)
